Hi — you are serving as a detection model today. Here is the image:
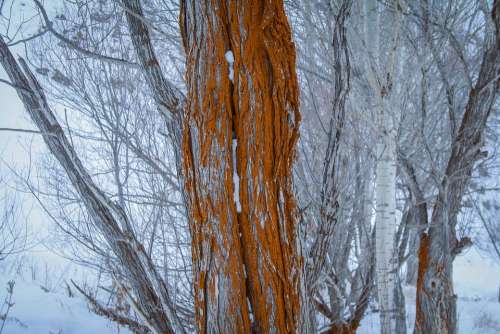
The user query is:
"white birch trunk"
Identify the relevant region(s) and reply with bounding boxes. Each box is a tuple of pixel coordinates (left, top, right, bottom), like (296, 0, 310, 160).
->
(375, 101, 398, 334)
(364, 0, 402, 332)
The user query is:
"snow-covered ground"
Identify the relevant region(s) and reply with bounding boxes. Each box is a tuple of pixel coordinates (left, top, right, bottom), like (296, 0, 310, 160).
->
(359, 248, 500, 333)
(0, 248, 498, 333)
(0, 259, 132, 334)
(359, 287, 500, 334)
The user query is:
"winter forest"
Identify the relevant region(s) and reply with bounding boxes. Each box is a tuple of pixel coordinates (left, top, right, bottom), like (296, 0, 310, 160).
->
(0, 0, 499, 333)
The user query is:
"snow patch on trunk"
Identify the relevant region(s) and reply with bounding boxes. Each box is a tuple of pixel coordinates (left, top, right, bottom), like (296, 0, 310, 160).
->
(225, 51, 234, 82)
(232, 139, 241, 212)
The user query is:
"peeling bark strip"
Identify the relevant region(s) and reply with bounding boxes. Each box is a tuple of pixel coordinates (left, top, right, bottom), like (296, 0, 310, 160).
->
(180, 1, 302, 332)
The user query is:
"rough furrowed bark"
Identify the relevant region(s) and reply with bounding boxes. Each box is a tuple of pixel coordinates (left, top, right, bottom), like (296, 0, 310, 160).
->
(180, 1, 302, 333)
(414, 2, 499, 333)
(414, 232, 457, 334)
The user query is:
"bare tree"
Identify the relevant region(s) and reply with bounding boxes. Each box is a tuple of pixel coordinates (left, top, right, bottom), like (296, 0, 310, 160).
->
(0, 34, 187, 333)
(413, 1, 499, 333)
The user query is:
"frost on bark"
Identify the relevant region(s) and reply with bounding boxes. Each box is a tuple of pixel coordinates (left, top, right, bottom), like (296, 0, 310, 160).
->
(305, 2, 372, 332)
(414, 2, 499, 333)
(0, 35, 186, 334)
(363, 0, 402, 332)
(375, 105, 398, 334)
(120, 0, 187, 208)
(180, 1, 302, 333)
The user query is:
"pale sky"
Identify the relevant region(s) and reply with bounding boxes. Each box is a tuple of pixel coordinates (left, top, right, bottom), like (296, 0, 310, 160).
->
(1, 63, 69, 269)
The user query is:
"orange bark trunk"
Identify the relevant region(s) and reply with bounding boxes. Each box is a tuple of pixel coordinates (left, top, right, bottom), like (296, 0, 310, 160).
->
(180, 1, 302, 333)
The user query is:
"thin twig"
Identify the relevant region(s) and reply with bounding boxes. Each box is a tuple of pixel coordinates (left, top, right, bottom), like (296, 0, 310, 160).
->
(0, 127, 56, 136)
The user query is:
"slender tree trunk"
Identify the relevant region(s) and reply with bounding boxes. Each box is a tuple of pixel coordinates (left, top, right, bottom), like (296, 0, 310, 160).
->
(401, 157, 428, 288)
(371, 3, 402, 332)
(405, 228, 419, 286)
(375, 102, 398, 334)
(180, 1, 303, 332)
(394, 272, 407, 334)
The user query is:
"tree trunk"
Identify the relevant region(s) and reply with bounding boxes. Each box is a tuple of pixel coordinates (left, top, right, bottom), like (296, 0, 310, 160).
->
(394, 272, 407, 334)
(374, 103, 398, 334)
(363, 0, 402, 332)
(400, 158, 428, 288)
(414, 228, 457, 334)
(180, 1, 303, 333)
(414, 2, 499, 333)
(405, 227, 419, 286)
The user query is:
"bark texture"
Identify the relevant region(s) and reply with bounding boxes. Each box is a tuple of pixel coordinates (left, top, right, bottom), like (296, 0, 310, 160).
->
(414, 2, 499, 333)
(180, 1, 302, 333)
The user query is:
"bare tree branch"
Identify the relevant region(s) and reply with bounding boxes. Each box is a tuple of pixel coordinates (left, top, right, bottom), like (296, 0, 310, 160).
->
(0, 34, 186, 334)
(32, 0, 137, 68)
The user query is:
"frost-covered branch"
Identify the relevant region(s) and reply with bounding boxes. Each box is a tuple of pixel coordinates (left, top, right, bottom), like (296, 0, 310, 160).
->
(0, 34, 186, 334)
